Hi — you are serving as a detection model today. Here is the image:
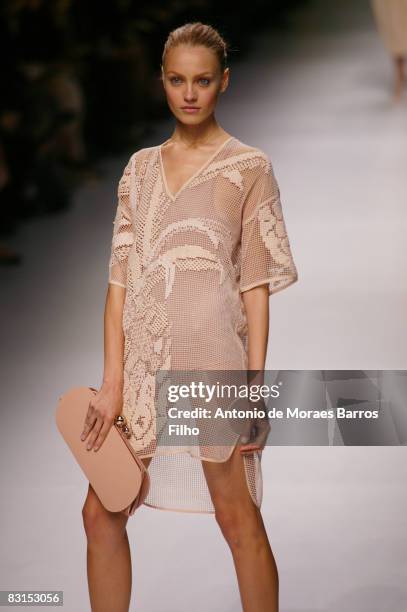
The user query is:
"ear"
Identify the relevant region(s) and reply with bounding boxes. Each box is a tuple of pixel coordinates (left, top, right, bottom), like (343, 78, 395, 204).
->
(220, 67, 230, 93)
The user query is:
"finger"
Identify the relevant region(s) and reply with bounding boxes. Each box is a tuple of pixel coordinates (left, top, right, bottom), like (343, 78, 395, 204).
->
(252, 423, 271, 450)
(239, 425, 253, 444)
(81, 409, 97, 441)
(228, 398, 256, 437)
(81, 408, 96, 439)
(239, 417, 256, 442)
(86, 417, 104, 450)
(239, 443, 261, 454)
(92, 417, 113, 452)
(80, 424, 93, 441)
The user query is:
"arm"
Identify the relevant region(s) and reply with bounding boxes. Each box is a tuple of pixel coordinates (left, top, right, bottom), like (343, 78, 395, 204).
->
(80, 285, 126, 451)
(237, 155, 298, 453)
(242, 284, 269, 371)
(238, 284, 270, 454)
(103, 284, 126, 391)
(81, 155, 135, 451)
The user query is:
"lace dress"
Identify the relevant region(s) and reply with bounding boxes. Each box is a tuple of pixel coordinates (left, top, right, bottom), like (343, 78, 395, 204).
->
(108, 135, 298, 513)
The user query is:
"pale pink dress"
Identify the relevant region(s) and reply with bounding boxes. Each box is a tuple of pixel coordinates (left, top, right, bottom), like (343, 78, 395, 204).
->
(108, 135, 298, 512)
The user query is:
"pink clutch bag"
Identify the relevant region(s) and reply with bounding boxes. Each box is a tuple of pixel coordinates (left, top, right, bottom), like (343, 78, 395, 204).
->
(55, 386, 150, 516)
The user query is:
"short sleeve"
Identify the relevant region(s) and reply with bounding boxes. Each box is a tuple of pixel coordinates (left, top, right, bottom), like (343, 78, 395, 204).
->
(108, 155, 135, 288)
(239, 157, 298, 295)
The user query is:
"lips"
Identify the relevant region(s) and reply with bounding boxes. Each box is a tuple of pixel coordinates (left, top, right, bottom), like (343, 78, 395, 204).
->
(182, 107, 200, 109)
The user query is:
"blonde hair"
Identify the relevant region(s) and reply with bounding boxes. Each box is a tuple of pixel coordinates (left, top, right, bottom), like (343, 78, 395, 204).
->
(161, 22, 229, 73)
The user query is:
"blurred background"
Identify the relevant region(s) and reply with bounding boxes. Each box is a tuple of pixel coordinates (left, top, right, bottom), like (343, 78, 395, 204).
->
(1, 1, 407, 611)
(0, 0, 307, 262)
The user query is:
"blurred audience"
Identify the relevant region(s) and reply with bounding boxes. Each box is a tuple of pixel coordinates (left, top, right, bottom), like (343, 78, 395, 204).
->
(0, 0, 302, 265)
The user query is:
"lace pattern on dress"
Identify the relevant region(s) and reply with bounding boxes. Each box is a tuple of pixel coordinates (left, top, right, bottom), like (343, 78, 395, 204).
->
(107, 138, 299, 512)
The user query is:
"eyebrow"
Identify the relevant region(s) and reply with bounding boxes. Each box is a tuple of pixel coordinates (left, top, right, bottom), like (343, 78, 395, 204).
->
(166, 71, 214, 77)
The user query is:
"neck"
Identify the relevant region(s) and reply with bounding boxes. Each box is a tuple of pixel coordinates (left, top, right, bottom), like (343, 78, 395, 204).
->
(169, 118, 229, 148)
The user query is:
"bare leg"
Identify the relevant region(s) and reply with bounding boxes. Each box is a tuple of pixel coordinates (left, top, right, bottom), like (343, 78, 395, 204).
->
(202, 446, 278, 612)
(392, 54, 406, 102)
(82, 456, 152, 611)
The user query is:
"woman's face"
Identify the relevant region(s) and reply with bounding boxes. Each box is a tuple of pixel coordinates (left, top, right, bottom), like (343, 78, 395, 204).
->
(161, 44, 229, 124)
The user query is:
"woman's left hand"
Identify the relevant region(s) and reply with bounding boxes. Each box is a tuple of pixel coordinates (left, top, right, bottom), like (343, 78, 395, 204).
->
(228, 397, 271, 454)
(239, 413, 271, 455)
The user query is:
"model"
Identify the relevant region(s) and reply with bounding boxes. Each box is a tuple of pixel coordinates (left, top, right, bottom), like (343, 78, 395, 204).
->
(371, 0, 407, 100)
(80, 21, 298, 612)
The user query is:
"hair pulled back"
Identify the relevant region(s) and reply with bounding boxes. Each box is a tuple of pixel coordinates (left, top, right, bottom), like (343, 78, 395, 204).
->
(161, 22, 229, 73)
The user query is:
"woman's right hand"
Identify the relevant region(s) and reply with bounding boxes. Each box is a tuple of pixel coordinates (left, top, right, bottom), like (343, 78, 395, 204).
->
(80, 383, 124, 452)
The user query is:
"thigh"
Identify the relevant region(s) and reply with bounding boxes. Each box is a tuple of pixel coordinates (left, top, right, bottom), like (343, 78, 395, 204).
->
(201, 445, 258, 513)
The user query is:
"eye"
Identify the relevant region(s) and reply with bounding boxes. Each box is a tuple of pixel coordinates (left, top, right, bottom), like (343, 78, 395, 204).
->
(170, 76, 182, 85)
(199, 78, 210, 85)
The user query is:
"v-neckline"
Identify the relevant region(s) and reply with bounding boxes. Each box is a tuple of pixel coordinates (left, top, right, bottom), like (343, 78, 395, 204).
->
(158, 135, 235, 202)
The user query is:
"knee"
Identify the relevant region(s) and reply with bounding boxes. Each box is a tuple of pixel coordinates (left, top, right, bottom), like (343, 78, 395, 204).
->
(82, 497, 105, 540)
(82, 496, 121, 547)
(214, 506, 246, 551)
(214, 504, 264, 553)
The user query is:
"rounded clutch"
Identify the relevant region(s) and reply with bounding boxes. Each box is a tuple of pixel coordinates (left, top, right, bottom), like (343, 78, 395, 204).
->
(55, 386, 150, 515)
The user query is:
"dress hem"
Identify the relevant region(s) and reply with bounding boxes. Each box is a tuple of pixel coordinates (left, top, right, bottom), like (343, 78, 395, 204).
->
(136, 437, 242, 463)
(139, 442, 262, 513)
(142, 501, 216, 514)
(240, 272, 298, 295)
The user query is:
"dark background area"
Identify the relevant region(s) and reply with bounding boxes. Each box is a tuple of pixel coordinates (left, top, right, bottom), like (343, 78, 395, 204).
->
(0, 0, 308, 264)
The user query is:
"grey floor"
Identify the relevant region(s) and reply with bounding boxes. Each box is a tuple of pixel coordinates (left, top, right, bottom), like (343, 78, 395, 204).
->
(1, 0, 407, 610)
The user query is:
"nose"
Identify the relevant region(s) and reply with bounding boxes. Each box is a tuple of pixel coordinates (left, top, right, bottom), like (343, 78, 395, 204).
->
(184, 85, 197, 101)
